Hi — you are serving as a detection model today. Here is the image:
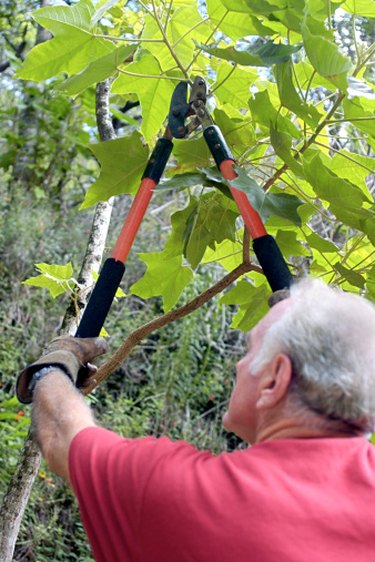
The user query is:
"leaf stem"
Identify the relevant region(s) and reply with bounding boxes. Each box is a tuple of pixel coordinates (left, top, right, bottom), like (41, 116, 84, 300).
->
(117, 68, 183, 81)
(151, 0, 190, 81)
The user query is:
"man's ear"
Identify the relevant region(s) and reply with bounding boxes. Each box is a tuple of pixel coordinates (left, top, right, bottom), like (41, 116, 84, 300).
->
(256, 354, 293, 410)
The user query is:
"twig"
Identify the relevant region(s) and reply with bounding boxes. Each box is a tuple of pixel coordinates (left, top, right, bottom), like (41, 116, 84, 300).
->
(84, 261, 254, 392)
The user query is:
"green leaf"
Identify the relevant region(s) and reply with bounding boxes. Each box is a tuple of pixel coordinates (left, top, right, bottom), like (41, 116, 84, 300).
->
(57, 44, 135, 96)
(343, 97, 375, 138)
(245, 41, 302, 65)
(262, 192, 303, 226)
(342, 0, 375, 17)
(249, 91, 301, 139)
(228, 167, 265, 212)
(200, 41, 301, 67)
(18, 0, 114, 81)
(334, 263, 366, 289)
(185, 193, 238, 268)
(220, 0, 280, 13)
(274, 60, 321, 126)
(221, 281, 269, 331)
(112, 53, 175, 141)
(164, 193, 238, 269)
(269, 124, 304, 176)
(366, 265, 375, 301)
(82, 132, 149, 209)
(213, 106, 255, 158)
(302, 22, 352, 90)
(130, 253, 193, 312)
(198, 44, 264, 66)
(202, 237, 243, 271)
(302, 151, 369, 210)
(141, 6, 210, 71)
(305, 232, 338, 254)
(23, 262, 75, 298)
(158, 172, 206, 192)
(206, 0, 276, 39)
(330, 151, 374, 199)
(215, 62, 258, 109)
(275, 230, 310, 257)
(172, 137, 212, 172)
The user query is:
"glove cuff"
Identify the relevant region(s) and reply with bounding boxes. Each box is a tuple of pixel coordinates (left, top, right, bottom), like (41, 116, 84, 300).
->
(16, 350, 81, 404)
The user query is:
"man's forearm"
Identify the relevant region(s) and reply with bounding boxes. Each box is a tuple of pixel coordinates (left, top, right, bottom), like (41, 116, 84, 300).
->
(32, 371, 95, 480)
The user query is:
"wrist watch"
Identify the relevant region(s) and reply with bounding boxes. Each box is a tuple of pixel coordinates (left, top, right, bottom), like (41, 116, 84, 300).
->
(27, 365, 73, 394)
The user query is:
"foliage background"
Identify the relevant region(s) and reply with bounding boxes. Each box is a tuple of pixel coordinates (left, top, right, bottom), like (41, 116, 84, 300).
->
(0, 0, 374, 558)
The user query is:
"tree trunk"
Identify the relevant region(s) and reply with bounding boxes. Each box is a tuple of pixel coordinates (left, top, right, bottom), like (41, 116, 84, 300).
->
(0, 79, 116, 562)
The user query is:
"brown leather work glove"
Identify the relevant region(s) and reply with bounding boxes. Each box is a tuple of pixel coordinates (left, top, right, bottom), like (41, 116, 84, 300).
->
(16, 336, 108, 404)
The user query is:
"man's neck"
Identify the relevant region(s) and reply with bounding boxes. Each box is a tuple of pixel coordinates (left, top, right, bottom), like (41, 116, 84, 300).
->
(255, 417, 362, 444)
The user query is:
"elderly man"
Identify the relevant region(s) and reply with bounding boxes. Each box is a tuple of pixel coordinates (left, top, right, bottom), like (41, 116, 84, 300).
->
(17, 279, 375, 562)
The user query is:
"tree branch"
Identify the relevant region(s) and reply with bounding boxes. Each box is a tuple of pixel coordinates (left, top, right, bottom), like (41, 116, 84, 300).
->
(62, 80, 116, 334)
(0, 79, 117, 562)
(83, 261, 254, 393)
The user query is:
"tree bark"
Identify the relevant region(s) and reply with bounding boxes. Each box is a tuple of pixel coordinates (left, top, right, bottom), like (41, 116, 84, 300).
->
(0, 79, 116, 562)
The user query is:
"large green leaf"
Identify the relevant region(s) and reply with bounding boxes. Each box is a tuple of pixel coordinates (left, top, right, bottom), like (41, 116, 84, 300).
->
(185, 193, 238, 268)
(112, 53, 175, 141)
(342, 0, 375, 17)
(172, 137, 212, 172)
(213, 106, 255, 158)
(220, 281, 270, 331)
(305, 232, 338, 254)
(140, 6, 210, 71)
(302, 22, 352, 90)
(206, 0, 276, 40)
(303, 151, 369, 210)
(200, 41, 301, 67)
(343, 97, 375, 138)
(199, 44, 264, 66)
(275, 230, 310, 257)
(245, 41, 302, 65)
(262, 193, 303, 226)
(228, 167, 265, 212)
(219, 0, 282, 13)
(164, 193, 238, 269)
(82, 132, 149, 209)
(215, 62, 258, 109)
(249, 91, 301, 139)
(130, 252, 194, 312)
(18, 0, 114, 81)
(274, 60, 321, 126)
(334, 263, 366, 289)
(58, 44, 135, 96)
(330, 151, 374, 199)
(269, 124, 305, 176)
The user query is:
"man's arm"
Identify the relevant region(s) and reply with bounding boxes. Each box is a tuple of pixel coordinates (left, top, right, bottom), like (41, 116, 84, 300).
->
(16, 336, 108, 480)
(32, 370, 95, 480)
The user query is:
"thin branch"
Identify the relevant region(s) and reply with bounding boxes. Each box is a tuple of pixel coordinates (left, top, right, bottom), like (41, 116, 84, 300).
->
(83, 262, 255, 392)
(117, 68, 183, 81)
(262, 92, 345, 192)
(150, 0, 190, 81)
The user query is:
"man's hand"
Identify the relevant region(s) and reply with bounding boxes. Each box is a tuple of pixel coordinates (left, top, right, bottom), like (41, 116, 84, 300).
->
(17, 336, 108, 404)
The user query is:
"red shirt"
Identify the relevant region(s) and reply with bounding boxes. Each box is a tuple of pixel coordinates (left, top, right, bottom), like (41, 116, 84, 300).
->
(69, 427, 375, 562)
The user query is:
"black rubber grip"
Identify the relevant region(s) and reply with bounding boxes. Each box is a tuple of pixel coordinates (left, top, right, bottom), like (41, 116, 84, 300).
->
(142, 138, 173, 183)
(75, 258, 126, 338)
(253, 235, 292, 292)
(203, 125, 234, 168)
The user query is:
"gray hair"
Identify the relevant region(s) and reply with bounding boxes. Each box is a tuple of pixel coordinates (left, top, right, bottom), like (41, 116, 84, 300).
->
(250, 279, 375, 432)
